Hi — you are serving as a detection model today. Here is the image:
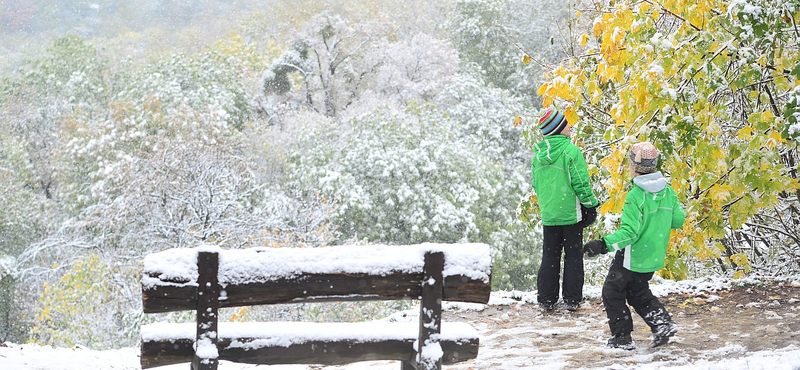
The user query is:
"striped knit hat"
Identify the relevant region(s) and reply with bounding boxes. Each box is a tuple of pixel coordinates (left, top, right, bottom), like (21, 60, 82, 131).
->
(629, 142, 659, 174)
(539, 109, 568, 136)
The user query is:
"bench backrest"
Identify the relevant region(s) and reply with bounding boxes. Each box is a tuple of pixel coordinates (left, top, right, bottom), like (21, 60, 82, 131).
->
(142, 243, 492, 313)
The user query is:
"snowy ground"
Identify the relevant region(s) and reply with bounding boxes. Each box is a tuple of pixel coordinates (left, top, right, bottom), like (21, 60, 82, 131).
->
(1, 342, 799, 370)
(3, 277, 800, 370)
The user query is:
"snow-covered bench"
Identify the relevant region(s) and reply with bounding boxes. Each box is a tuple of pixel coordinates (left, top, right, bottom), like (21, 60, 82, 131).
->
(140, 243, 492, 370)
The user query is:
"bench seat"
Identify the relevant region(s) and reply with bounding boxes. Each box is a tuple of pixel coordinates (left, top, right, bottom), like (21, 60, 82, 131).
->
(141, 321, 480, 368)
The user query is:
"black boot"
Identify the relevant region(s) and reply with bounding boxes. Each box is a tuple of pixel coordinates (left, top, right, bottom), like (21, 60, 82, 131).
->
(651, 321, 678, 348)
(606, 333, 635, 350)
(539, 301, 556, 312)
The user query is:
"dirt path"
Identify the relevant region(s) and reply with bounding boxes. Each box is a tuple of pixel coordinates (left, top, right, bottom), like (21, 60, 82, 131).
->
(441, 282, 800, 369)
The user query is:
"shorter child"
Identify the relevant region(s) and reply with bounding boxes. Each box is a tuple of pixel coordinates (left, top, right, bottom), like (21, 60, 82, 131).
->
(584, 141, 685, 349)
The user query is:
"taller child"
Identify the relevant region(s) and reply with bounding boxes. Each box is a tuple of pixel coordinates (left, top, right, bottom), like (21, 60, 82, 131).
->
(531, 108, 600, 311)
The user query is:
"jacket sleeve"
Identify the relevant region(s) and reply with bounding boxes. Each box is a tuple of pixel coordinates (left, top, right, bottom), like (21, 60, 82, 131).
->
(603, 190, 643, 252)
(670, 187, 685, 230)
(567, 147, 599, 208)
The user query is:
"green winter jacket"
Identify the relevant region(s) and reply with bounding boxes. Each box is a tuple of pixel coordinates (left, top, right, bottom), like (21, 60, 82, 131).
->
(603, 172, 685, 273)
(531, 135, 599, 226)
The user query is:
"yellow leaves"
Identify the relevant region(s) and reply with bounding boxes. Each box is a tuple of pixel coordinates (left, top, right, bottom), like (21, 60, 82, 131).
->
(730, 253, 749, 267)
(581, 33, 590, 47)
(636, 1, 652, 15)
(537, 62, 586, 107)
(710, 146, 726, 169)
(592, 13, 613, 37)
(522, 55, 532, 66)
(705, 120, 721, 137)
(596, 61, 624, 85)
(731, 253, 751, 278)
(564, 106, 579, 125)
(587, 80, 602, 104)
(599, 146, 628, 215)
(707, 184, 731, 204)
(229, 307, 248, 322)
(697, 242, 724, 261)
(736, 125, 753, 140)
(513, 116, 523, 127)
(600, 26, 628, 63)
(594, 4, 635, 64)
(651, 8, 661, 22)
(532, 0, 800, 281)
(766, 130, 785, 148)
(31, 251, 129, 347)
(685, 1, 710, 29)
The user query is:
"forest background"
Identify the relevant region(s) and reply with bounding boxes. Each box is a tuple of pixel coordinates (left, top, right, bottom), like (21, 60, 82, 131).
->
(0, 0, 798, 351)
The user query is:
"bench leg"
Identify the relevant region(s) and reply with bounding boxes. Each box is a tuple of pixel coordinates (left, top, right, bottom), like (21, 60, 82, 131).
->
(401, 361, 416, 370)
(193, 251, 220, 370)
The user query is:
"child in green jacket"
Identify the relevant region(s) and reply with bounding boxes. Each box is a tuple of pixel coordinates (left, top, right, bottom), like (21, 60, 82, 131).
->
(584, 141, 685, 349)
(532, 108, 600, 312)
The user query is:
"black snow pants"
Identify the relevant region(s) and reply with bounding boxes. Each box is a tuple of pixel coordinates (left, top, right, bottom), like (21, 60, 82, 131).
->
(537, 223, 584, 305)
(602, 250, 673, 335)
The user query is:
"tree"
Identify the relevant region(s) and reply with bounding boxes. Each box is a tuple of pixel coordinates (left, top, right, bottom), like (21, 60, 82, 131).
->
(0, 35, 104, 343)
(435, 73, 538, 289)
(290, 105, 495, 244)
(444, 0, 522, 91)
(443, 0, 581, 103)
(30, 251, 140, 349)
(261, 12, 381, 119)
(534, 0, 800, 278)
(374, 33, 460, 106)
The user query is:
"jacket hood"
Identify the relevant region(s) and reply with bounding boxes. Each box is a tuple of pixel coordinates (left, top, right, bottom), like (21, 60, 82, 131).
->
(533, 135, 570, 165)
(633, 171, 667, 195)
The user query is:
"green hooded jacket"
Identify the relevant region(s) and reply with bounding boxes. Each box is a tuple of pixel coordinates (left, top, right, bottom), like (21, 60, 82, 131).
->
(603, 171, 685, 273)
(531, 135, 599, 226)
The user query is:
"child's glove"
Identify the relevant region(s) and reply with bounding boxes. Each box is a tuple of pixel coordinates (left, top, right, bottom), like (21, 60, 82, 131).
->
(577, 205, 598, 228)
(584, 239, 608, 257)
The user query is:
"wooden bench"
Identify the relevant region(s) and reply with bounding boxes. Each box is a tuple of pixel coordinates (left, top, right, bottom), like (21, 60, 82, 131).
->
(140, 243, 492, 370)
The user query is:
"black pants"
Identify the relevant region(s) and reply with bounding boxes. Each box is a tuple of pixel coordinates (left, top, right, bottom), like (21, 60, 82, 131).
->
(537, 224, 584, 305)
(602, 251, 673, 335)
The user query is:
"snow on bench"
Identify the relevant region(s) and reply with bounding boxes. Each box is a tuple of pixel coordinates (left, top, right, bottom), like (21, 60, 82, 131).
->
(140, 243, 492, 370)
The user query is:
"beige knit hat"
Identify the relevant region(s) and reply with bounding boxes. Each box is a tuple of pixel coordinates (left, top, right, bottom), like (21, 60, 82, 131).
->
(629, 142, 659, 174)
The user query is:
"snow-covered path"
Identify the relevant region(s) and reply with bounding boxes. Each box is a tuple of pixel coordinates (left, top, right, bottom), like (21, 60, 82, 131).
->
(3, 278, 800, 370)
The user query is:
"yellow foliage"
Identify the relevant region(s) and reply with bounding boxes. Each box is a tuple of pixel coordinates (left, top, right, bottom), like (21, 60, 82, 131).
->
(736, 126, 753, 140)
(534, 0, 797, 278)
(229, 307, 249, 322)
(30, 252, 126, 348)
(523, 55, 533, 65)
(730, 253, 749, 268)
(564, 106, 579, 125)
(766, 131, 785, 148)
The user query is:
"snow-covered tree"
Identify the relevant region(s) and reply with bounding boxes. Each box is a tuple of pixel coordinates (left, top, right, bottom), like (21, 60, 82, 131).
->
(435, 73, 538, 289)
(262, 12, 382, 119)
(373, 33, 460, 106)
(444, 0, 521, 90)
(290, 105, 497, 244)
